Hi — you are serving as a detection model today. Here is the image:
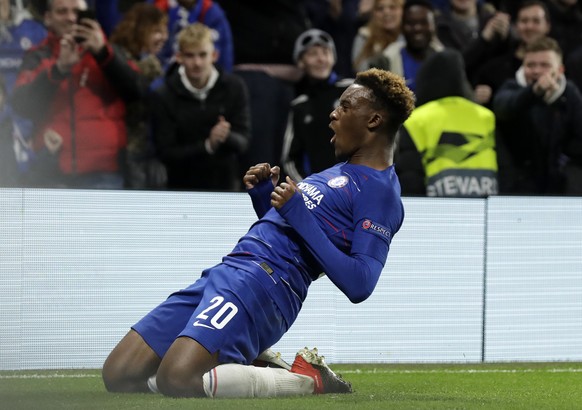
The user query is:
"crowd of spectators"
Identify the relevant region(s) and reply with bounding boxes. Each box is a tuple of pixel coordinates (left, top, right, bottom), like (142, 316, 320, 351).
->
(0, 0, 581, 196)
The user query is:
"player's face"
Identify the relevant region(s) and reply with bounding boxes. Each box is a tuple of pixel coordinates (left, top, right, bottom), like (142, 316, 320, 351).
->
(516, 5, 550, 45)
(373, 0, 403, 32)
(298, 45, 335, 80)
(176, 42, 218, 88)
(523, 50, 562, 85)
(45, 0, 87, 38)
(402, 5, 435, 52)
(329, 84, 376, 160)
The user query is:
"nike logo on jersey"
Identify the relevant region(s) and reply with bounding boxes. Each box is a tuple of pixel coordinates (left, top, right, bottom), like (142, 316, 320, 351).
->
(193, 321, 215, 330)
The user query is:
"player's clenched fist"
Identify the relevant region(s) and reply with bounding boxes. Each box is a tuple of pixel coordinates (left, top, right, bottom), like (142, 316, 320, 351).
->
(271, 176, 299, 209)
(243, 163, 280, 190)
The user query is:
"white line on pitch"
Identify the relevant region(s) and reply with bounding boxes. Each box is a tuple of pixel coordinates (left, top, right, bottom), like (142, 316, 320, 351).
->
(2, 368, 582, 379)
(341, 368, 582, 374)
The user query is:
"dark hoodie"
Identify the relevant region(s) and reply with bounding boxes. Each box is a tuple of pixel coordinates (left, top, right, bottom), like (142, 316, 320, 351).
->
(414, 49, 474, 107)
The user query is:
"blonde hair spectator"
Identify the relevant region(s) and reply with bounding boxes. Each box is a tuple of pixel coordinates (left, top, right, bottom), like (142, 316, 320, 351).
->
(176, 21, 214, 52)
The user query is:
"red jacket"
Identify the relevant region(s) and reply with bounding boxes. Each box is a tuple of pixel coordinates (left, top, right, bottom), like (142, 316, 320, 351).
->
(12, 32, 141, 174)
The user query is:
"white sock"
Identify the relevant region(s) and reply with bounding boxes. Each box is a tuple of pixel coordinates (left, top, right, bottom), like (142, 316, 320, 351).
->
(147, 375, 159, 393)
(202, 363, 314, 398)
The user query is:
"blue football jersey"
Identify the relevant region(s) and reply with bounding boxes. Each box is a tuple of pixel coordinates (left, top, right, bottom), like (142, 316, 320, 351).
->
(222, 162, 404, 326)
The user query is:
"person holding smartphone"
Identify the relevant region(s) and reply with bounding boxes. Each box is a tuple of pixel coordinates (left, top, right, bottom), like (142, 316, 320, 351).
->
(10, 0, 142, 189)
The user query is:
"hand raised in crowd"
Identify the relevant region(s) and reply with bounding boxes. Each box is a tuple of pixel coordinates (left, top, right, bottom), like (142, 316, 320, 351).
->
(74, 17, 106, 55)
(56, 34, 80, 74)
(271, 176, 300, 209)
(533, 72, 560, 100)
(243, 163, 280, 190)
(474, 84, 493, 105)
(481, 12, 511, 42)
(207, 115, 231, 152)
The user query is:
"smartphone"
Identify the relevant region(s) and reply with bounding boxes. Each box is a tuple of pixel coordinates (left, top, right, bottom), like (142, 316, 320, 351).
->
(74, 9, 97, 44)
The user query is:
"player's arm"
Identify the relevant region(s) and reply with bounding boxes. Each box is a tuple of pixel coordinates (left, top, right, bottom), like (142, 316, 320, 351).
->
(244, 164, 280, 218)
(272, 178, 393, 304)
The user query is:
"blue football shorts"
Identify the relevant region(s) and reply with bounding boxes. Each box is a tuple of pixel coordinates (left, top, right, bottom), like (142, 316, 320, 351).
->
(132, 263, 288, 365)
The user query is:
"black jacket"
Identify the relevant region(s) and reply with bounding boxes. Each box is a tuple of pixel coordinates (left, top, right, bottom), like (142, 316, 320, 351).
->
(151, 66, 250, 191)
(493, 76, 582, 194)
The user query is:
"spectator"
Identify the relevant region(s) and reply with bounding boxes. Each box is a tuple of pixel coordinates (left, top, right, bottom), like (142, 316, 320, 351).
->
(472, 0, 551, 107)
(0, 0, 46, 93)
(150, 22, 250, 191)
(306, 0, 370, 78)
(11, 0, 142, 189)
(281, 29, 353, 181)
(368, 0, 444, 93)
(397, 49, 497, 197)
(0, 0, 47, 179)
(436, 0, 499, 53)
(0, 73, 22, 186)
(436, 1, 512, 88)
(109, 2, 169, 190)
(158, 0, 233, 72)
(492, 36, 582, 195)
(459, 4, 511, 87)
(545, 0, 582, 60)
(94, 0, 149, 37)
(216, 0, 310, 177)
(352, 0, 404, 73)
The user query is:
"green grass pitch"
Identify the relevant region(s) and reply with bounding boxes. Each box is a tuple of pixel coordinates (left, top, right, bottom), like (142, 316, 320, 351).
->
(2, 362, 581, 409)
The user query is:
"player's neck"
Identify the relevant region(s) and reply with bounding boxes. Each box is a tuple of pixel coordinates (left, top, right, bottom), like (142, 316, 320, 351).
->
(348, 146, 393, 170)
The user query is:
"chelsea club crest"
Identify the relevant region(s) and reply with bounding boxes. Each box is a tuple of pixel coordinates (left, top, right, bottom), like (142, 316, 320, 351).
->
(327, 176, 349, 188)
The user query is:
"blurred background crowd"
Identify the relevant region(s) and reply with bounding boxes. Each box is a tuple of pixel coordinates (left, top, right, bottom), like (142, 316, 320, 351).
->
(0, 0, 581, 196)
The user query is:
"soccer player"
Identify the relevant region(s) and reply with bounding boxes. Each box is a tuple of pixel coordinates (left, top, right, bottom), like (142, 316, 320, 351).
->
(102, 68, 415, 398)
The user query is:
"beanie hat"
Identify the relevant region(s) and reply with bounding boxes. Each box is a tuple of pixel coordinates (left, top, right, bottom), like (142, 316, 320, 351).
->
(293, 29, 337, 64)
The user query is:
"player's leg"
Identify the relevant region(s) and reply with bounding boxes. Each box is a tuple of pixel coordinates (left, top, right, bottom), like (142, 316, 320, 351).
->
(155, 335, 316, 398)
(152, 264, 317, 398)
(102, 329, 161, 392)
(103, 274, 212, 393)
(155, 336, 219, 397)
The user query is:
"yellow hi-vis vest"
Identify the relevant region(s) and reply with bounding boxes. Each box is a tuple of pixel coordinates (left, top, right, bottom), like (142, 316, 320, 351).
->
(403, 96, 498, 197)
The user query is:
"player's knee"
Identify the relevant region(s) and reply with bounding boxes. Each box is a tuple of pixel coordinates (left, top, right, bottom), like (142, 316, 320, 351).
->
(156, 362, 205, 397)
(102, 360, 127, 392)
(102, 357, 147, 393)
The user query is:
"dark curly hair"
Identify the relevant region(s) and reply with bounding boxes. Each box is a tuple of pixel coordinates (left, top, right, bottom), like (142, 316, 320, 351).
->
(354, 68, 415, 137)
